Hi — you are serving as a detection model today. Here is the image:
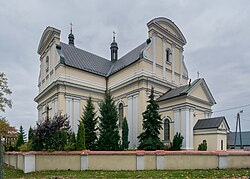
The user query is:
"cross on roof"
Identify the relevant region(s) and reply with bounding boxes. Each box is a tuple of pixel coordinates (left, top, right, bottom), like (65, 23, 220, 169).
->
(70, 22, 73, 34)
(113, 31, 116, 41)
(197, 71, 200, 79)
(42, 105, 52, 120)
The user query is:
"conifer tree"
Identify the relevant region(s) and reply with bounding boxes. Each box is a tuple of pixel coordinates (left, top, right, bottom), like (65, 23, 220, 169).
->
(76, 122, 86, 150)
(52, 129, 59, 151)
(71, 132, 76, 150)
(61, 129, 67, 151)
(16, 125, 25, 150)
(81, 97, 97, 150)
(97, 91, 120, 151)
(122, 117, 129, 150)
(28, 127, 34, 142)
(137, 87, 164, 150)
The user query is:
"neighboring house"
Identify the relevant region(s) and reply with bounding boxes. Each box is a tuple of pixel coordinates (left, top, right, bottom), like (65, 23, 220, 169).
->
(34, 17, 229, 150)
(228, 131, 250, 150)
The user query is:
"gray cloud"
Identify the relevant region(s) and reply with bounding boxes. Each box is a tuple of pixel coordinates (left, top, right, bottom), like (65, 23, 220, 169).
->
(0, 0, 250, 133)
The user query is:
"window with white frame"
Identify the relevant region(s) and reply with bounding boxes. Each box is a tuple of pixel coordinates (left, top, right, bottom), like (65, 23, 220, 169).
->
(118, 103, 124, 128)
(163, 117, 171, 141)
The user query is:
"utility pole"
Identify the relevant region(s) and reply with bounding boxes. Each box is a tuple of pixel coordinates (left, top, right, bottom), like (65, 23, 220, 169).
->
(0, 132, 4, 179)
(234, 110, 243, 149)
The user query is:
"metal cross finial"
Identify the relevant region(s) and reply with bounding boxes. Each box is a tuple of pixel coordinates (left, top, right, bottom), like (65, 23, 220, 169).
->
(42, 105, 52, 121)
(113, 31, 116, 41)
(70, 22, 73, 34)
(197, 71, 200, 79)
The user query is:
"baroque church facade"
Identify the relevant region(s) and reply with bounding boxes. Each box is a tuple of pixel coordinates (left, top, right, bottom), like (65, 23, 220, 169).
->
(35, 17, 229, 150)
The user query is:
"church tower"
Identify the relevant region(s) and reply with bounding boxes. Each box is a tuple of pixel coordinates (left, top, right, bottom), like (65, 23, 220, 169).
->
(110, 32, 118, 62)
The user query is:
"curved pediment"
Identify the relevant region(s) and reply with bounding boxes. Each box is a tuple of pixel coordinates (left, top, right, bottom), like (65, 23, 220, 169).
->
(147, 17, 187, 45)
(37, 26, 61, 55)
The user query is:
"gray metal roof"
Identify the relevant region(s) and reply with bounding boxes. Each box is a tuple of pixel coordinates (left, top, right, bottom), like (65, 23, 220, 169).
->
(61, 42, 112, 76)
(109, 42, 147, 75)
(228, 131, 250, 146)
(59, 41, 147, 77)
(157, 78, 200, 101)
(193, 116, 229, 130)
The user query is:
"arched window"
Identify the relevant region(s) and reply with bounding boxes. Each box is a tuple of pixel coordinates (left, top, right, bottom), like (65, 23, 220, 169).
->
(119, 103, 124, 128)
(164, 118, 170, 141)
(166, 48, 171, 63)
(45, 56, 49, 72)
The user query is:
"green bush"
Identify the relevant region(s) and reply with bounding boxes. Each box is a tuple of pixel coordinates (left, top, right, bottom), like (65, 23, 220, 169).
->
(19, 142, 32, 152)
(198, 140, 207, 151)
(171, 132, 184, 150)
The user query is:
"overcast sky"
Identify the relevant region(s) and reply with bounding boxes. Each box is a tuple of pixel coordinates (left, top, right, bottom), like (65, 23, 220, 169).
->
(0, 0, 250, 133)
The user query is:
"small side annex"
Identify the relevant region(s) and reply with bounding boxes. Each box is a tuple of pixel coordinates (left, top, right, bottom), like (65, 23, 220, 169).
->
(193, 117, 230, 150)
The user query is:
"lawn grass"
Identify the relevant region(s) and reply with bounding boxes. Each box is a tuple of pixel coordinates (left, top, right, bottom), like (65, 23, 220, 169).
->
(4, 165, 250, 178)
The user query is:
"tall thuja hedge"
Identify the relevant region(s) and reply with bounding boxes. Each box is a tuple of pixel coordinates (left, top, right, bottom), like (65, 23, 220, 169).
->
(137, 87, 164, 150)
(28, 127, 34, 142)
(122, 117, 129, 150)
(16, 125, 25, 150)
(32, 113, 71, 151)
(97, 91, 120, 151)
(81, 97, 97, 150)
(76, 121, 86, 150)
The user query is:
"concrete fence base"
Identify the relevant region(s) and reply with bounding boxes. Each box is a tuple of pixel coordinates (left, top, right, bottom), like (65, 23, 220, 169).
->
(4, 150, 250, 173)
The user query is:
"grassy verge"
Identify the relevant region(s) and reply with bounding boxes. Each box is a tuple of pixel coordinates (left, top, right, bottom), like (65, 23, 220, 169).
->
(4, 165, 250, 178)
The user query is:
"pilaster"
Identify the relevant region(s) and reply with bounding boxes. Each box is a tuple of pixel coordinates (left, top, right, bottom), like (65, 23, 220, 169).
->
(133, 95, 139, 147)
(152, 33, 156, 74)
(81, 154, 88, 170)
(128, 96, 133, 148)
(174, 109, 180, 134)
(179, 51, 183, 86)
(136, 153, 144, 170)
(171, 43, 175, 82)
(181, 107, 190, 149)
(23, 154, 36, 174)
(156, 153, 164, 170)
(189, 108, 194, 150)
(65, 96, 72, 128)
(73, 98, 80, 133)
(218, 154, 228, 169)
(162, 38, 166, 79)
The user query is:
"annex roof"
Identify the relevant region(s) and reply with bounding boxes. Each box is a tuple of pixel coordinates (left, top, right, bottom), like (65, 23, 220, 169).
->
(193, 116, 229, 130)
(59, 41, 148, 77)
(156, 78, 216, 105)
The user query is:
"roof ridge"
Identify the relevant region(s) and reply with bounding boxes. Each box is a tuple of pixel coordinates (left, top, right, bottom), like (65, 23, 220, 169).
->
(118, 42, 146, 60)
(61, 42, 110, 62)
